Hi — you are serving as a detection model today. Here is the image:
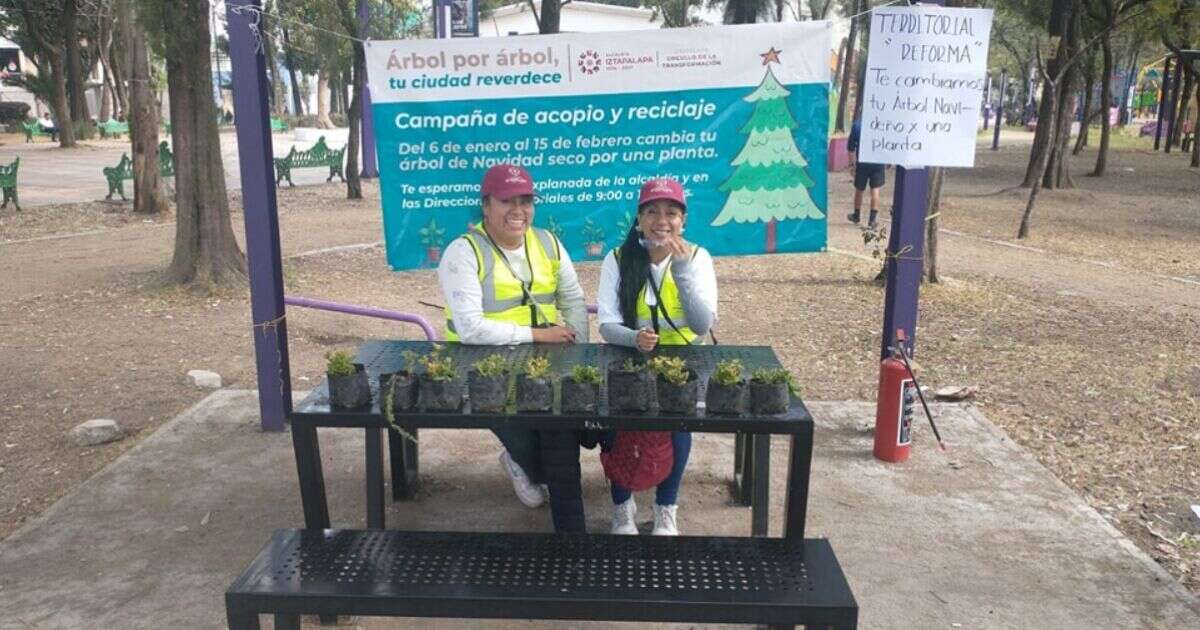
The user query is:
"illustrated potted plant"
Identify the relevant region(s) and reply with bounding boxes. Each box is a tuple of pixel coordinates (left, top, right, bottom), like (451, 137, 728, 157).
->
(419, 218, 446, 264)
(750, 367, 795, 415)
(561, 364, 602, 414)
(517, 356, 554, 412)
(417, 349, 463, 411)
(706, 358, 748, 415)
(326, 349, 371, 408)
(607, 356, 651, 413)
(469, 354, 510, 413)
(379, 350, 419, 413)
(648, 355, 698, 415)
(582, 219, 606, 258)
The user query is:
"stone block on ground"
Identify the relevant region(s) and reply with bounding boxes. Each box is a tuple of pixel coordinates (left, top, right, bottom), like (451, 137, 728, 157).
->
(187, 369, 222, 389)
(69, 419, 123, 446)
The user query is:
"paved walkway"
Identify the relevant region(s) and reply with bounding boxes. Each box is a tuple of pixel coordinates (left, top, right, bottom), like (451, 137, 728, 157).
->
(1, 390, 1195, 629)
(0, 128, 351, 208)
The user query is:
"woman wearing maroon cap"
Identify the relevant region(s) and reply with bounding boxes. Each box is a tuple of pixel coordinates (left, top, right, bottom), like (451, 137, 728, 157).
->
(437, 163, 589, 532)
(596, 177, 718, 536)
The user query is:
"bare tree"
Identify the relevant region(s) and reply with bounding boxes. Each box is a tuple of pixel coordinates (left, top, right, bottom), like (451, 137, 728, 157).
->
(119, 0, 170, 215)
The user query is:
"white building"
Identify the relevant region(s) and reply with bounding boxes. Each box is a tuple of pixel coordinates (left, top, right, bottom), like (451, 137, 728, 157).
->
(480, 1, 662, 37)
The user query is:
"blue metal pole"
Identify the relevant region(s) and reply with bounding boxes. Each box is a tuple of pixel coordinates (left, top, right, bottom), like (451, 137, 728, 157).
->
(227, 0, 292, 432)
(879, 0, 941, 360)
(359, 0, 378, 179)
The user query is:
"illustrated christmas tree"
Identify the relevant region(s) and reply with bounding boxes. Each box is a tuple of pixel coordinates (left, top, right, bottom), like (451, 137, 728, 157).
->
(711, 47, 824, 253)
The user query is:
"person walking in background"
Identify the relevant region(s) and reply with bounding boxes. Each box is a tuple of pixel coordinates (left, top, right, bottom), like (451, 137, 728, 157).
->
(846, 118, 885, 229)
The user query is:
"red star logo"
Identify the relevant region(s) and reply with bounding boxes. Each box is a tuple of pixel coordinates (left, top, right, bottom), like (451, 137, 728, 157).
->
(760, 47, 782, 66)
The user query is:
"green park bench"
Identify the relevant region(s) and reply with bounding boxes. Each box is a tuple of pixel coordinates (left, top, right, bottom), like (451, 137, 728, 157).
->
(98, 119, 130, 139)
(22, 120, 53, 142)
(270, 117, 288, 132)
(273, 135, 345, 187)
(103, 141, 176, 201)
(0, 157, 20, 211)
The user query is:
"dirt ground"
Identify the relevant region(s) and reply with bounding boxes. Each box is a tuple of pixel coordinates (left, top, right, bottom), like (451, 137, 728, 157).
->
(1, 130, 1197, 595)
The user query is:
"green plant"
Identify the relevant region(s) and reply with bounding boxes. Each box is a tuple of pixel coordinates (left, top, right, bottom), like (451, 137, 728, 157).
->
(619, 357, 646, 372)
(400, 350, 420, 373)
(325, 350, 356, 377)
(524, 356, 551, 380)
(473, 354, 509, 377)
(711, 359, 744, 386)
(570, 364, 602, 384)
(751, 367, 798, 393)
(419, 351, 457, 381)
(382, 378, 418, 444)
(648, 355, 690, 386)
(419, 218, 446, 249)
(582, 218, 606, 244)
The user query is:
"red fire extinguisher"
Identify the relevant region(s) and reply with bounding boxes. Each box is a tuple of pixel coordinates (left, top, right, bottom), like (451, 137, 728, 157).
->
(874, 349, 916, 462)
(874, 330, 945, 463)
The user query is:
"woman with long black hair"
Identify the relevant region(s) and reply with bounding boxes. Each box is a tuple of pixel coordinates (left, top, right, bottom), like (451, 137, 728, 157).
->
(596, 177, 718, 535)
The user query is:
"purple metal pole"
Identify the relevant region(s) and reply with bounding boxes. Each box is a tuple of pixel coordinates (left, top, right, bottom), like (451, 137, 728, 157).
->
(284, 295, 439, 341)
(227, 0, 291, 432)
(992, 70, 1006, 150)
(879, 0, 941, 360)
(1154, 57, 1170, 151)
(358, 0, 378, 179)
(1164, 55, 1183, 154)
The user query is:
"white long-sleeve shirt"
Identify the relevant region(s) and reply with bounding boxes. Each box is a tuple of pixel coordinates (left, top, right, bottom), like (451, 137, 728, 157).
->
(597, 247, 718, 347)
(437, 233, 588, 345)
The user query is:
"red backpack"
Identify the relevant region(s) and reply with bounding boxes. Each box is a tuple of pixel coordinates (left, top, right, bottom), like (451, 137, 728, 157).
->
(600, 431, 674, 491)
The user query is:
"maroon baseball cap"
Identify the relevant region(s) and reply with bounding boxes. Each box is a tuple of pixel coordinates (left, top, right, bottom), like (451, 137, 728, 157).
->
(638, 177, 687, 211)
(480, 164, 535, 201)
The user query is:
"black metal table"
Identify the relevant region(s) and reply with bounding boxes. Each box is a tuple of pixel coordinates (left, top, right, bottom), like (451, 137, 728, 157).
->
(290, 341, 814, 538)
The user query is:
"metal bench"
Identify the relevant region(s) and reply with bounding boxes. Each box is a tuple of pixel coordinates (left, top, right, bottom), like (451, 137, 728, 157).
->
(22, 120, 54, 142)
(98, 119, 130, 139)
(273, 136, 345, 187)
(226, 530, 857, 629)
(0, 157, 19, 211)
(103, 141, 176, 200)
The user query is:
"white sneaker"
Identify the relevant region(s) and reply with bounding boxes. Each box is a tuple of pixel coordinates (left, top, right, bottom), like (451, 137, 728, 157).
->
(652, 504, 679, 536)
(498, 450, 545, 508)
(611, 497, 638, 535)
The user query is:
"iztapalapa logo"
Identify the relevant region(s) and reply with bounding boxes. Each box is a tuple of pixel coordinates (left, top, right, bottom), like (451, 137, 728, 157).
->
(506, 167, 527, 184)
(577, 50, 600, 75)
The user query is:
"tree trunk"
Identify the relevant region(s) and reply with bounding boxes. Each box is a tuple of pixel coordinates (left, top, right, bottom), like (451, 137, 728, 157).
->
(282, 26, 304, 115)
(924, 167, 945, 283)
(1046, 86, 1076, 189)
(1020, 82, 1059, 239)
(835, 1, 862, 133)
(49, 54, 77, 148)
(262, 14, 287, 118)
(1170, 72, 1194, 149)
(110, 33, 130, 117)
(1192, 81, 1200, 168)
(538, 0, 562, 33)
(121, 0, 169, 215)
(1092, 32, 1114, 176)
(162, 0, 245, 285)
(1023, 78, 1057, 187)
(316, 69, 333, 128)
(1073, 72, 1093, 155)
(64, 0, 91, 124)
(330, 70, 342, 115)
(98, 14, 114, 122)
(344, 11, 365, 199)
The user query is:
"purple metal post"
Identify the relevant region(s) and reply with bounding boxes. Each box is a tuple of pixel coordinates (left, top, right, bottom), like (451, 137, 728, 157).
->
(879, 0, 941, 360)
(358, 0, 378, 178)
(1154, 57, 1170, 151)
(1164, 55, 1183, 154)
(227, 0, 291, 432)
(284, 295, 439, 341)
(992, 70, 1006, 150)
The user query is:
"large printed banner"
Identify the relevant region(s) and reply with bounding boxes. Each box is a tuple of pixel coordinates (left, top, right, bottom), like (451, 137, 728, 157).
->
(366, 23, 831, 271)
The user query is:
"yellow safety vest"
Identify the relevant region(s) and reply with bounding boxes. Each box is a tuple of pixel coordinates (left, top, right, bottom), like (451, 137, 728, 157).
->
(444, 226, 561, 342)
(614, 244, 700, 346)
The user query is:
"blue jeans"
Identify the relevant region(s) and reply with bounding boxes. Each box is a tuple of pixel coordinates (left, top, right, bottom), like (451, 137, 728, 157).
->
(608, 431, 692, 506)
(493, 428, 586, 533)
